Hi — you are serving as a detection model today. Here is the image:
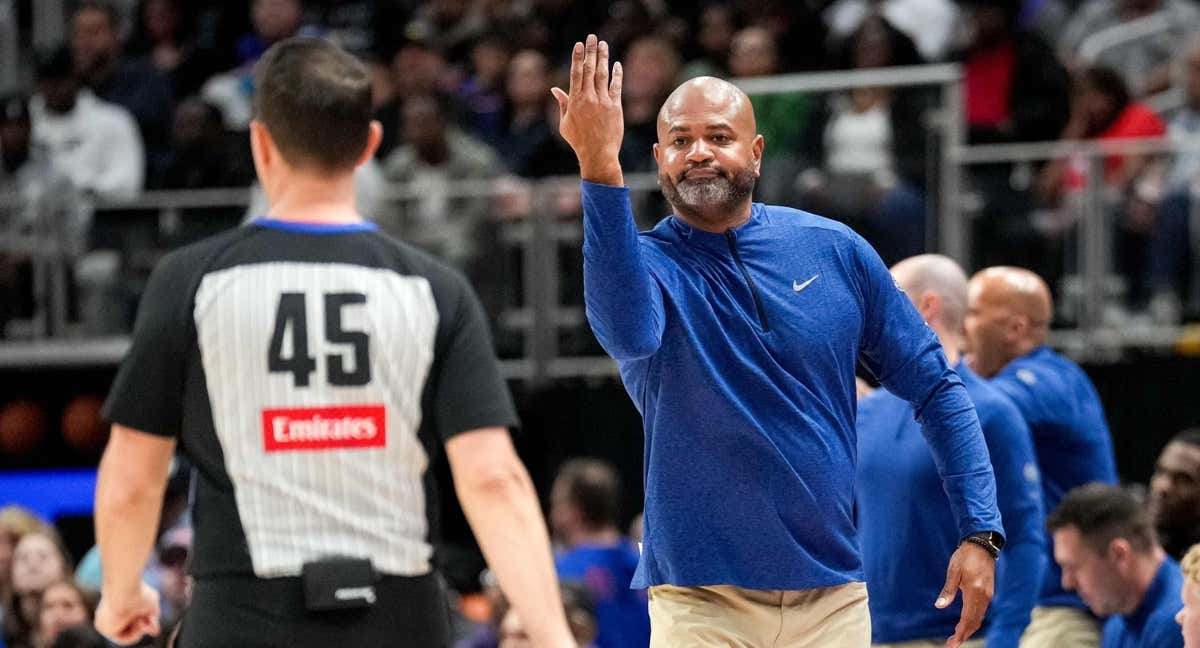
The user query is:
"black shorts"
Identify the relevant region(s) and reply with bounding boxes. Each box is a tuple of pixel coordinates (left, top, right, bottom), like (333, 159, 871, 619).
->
(175, 572, 451, 648)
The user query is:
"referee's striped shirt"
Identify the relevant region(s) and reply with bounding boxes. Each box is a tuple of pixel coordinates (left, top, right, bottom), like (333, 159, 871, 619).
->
(103, 217, 518, 579)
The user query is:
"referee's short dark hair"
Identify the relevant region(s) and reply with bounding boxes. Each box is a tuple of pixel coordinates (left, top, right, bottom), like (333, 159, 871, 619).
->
(252, 37, 373, 171)
(1047, 482, 1158, 554)
(554, 458, 622, 530)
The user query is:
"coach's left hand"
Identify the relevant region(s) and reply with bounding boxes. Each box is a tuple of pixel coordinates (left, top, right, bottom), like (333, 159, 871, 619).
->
(96, 581, 161, 645)
(935, 542, 995, 648)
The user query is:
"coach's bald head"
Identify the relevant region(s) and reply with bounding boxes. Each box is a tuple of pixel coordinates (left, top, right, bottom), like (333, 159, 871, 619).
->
(964, 266, 1054, 378)
(891, 255, 970, 363)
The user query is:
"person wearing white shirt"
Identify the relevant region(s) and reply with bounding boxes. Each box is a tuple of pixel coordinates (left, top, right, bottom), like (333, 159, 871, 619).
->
(30, 48, 144, 202)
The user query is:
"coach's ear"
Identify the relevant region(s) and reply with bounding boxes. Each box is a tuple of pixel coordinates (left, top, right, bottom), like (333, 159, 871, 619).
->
(356, 120, 383, 168)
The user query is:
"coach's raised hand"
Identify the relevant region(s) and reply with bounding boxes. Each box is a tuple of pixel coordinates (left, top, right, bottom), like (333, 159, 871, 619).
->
(551, 34, 624, 187)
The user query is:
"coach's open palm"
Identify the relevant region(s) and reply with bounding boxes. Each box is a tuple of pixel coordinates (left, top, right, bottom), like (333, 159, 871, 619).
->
(937, 542, 995, 648)
(551, 34, 625, 186)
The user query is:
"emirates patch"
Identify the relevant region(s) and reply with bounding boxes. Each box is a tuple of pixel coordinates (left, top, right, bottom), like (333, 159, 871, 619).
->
(262, 405, 386, 452)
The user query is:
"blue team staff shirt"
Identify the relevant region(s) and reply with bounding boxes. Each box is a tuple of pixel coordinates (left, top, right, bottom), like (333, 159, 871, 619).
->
(580, 181, 1002, 590)
(857, 362, 1046, 648)
(1101, 557, 1185, 648)
(556, 542, 650, 648)
(990, 346, 1118, 607)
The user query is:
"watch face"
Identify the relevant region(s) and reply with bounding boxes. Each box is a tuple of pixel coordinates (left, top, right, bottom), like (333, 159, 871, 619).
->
(985, 532, 1005, 550)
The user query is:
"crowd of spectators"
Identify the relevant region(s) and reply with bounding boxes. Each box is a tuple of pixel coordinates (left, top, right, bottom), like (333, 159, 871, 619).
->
(1, 427, 1198, 647)
(2, 0, 1200, 336)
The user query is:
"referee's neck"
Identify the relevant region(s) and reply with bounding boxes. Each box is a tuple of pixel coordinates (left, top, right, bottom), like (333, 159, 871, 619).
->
(262, 168, 363, 224)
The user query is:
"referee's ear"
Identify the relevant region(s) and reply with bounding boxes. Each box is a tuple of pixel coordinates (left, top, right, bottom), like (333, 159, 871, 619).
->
(355, 120, 383, 169)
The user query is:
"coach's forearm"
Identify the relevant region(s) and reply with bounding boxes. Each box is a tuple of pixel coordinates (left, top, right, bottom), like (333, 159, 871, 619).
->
(456, 462, 574, 648)
(95, 449, 166, 598)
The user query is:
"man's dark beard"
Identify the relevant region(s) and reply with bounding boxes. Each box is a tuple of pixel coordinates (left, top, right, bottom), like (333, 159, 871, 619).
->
(659, 165, 757, 222)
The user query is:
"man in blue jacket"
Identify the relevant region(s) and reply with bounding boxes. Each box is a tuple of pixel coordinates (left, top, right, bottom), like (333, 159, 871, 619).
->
(1047, 483, 1184, 648)
(550, 34, 1004, 647)
(964, 267, 1119, 648)
(857, 255, 1046, 648)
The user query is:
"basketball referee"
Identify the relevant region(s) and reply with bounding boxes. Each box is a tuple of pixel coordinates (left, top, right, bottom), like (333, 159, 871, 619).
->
(93, 38, 574, 648)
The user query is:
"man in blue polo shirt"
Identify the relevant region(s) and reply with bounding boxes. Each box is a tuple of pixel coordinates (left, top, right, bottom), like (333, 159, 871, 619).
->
(1047, 483, 1184, 648)
(858, 255, 1046, 648)
(550, 34, 1003, 647)
(964, 266, 1118, 648)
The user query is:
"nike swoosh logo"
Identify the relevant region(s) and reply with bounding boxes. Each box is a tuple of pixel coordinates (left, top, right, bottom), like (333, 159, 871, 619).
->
(793, 275, 820, 292)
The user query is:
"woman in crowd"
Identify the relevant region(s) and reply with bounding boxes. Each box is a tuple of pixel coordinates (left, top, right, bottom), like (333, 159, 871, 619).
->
(2, 530, 72, 648)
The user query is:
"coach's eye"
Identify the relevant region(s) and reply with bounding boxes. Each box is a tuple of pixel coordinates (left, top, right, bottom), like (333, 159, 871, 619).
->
(713, 134, 731, 144)
(673, 137, 688, 146)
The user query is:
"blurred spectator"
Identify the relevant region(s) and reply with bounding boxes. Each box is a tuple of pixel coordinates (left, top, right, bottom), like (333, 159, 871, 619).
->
(960, 0, 1071, 145)
(514, 0, 608, 63)
(0, 508, 48, 622)
(498, 582, 597, 648)
(127, 0, 213, 100)
(1048, 483, 1184, 648)
(1036, 66, 1166, 305)
(456, 34, 510, 145)
(728, 26, 813, 164)
(680, 3, 737, 79)
(71, 0, 173, 186)
(164, 98, 253, 191)
(406, 0, 488, 63)
(383, 93, 501, 268)
(153, 526, 191, 634)
(550, 459, 649, 648)
(740, 1, 831, 73)
(234, 0, 314, 67)
(203, 0, 318, 130)
(374, 33, 461, 159)
(30, 48, 144, 201)
(46, 625, 105, 648)
(1167, 36, 1200, 191)
(1143, 38, 1200, 317)
(618, 36, 680, 174)
(454, 568, 505, 648)
(3, 530, 72, 648)
(824, 0, 957, 61)
(799, 15, 929, 264)
(1034, 67, 1162, 207)
(958, 0, 1072, 275)
(1058, 0, 1200, 97)
(1182, 544, 1200, 648)
(314, 0, 391, 56)
(33, 581, 94, 648)
(497, 50, 553, 174)
(1149, 430, 1200, 561)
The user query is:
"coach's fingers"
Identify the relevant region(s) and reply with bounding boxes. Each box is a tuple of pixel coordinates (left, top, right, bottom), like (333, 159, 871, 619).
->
(594, 39, 610, 97)
(582, 34, 598, 97)
(948, 589, 985, 648)
(568, 41, 583, 97)
(609, 61, 623, 102)
(550, 87, 568, 120)
(936, 562, 960, 609)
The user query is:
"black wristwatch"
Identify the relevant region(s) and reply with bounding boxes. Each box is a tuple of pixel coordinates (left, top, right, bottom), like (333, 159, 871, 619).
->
(962, 531, 1004, 559)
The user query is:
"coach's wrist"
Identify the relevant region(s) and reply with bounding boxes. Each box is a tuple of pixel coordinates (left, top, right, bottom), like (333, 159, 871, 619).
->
(579, 158, 624, 187)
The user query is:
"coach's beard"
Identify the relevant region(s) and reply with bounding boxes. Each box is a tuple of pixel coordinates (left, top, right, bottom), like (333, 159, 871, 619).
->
(660, 166, 757, 221)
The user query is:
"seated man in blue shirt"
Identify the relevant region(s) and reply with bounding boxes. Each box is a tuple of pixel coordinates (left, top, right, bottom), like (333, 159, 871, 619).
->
(858, 254, 1046, 648)
(550, 458, 650, 648)
(964, 266, 1118, 648)
(1047, 483, 1185, 648)
(551, 33, 1003, 647)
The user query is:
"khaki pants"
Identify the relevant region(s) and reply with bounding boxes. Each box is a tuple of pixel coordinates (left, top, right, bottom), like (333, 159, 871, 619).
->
(648, 581, 871, 648)
(1018, 606, 1101, 648)
(875, 639, 983, 648)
